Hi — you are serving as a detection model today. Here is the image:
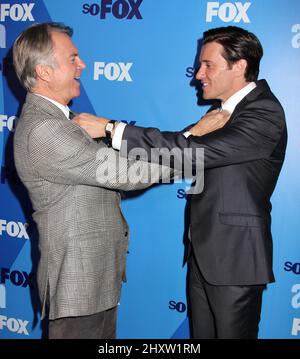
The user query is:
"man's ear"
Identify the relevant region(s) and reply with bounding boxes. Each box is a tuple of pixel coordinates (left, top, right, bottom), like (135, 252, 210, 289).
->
(35, 64, 52, 82)
(234, 59, 248, 78)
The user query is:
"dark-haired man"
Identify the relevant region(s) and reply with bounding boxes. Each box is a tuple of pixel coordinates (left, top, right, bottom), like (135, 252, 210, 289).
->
(75, 26, 287, 338)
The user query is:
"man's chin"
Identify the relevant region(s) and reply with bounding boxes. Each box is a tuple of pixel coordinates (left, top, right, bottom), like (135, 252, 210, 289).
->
(72, 91, 81, 99)
(202, 92, 211, 100)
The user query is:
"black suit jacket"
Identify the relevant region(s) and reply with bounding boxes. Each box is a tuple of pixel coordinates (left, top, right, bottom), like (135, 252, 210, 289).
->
(121, 80, 287, 285)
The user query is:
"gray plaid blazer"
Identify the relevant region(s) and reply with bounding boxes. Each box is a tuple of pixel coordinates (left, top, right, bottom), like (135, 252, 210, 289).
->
(14, 93, 172, 320)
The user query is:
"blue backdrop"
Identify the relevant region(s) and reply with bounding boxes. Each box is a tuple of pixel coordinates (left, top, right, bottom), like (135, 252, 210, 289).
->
(0, 0, 299, 339)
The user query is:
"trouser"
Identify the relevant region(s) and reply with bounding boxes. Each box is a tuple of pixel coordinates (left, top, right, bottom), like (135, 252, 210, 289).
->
(48, 306, 117, 339)
(187, 252, 265, 339)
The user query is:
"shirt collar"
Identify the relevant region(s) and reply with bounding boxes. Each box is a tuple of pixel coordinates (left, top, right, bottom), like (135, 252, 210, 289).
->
(221, 82, 257, 114)
(35, 94, 70, 119)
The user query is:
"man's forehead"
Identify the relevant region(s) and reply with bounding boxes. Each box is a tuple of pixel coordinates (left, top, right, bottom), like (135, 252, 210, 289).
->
(51, 31, 78, 54)
(200, 42, 224, 59)
(51, 31, 74, 46)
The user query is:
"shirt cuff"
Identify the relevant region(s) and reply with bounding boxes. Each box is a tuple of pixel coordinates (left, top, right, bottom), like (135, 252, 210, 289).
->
(183, 131, 192, 138)
(112, 122, 127, 150)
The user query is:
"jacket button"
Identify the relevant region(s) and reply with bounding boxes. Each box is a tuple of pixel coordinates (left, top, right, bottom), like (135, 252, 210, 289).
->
(124, 231, 128, 237)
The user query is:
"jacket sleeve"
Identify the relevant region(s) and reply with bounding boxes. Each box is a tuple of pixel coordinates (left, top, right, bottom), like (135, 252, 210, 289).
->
(121, 98, 286, 170)
(27, 117, 173, 191)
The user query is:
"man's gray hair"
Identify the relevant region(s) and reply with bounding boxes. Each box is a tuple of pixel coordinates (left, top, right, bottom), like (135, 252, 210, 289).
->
(13, 22, 73, 91)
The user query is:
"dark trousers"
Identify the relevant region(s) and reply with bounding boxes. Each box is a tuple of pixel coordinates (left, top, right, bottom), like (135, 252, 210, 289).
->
(48, 306, 117, 339)
(187, 252, 265, 339)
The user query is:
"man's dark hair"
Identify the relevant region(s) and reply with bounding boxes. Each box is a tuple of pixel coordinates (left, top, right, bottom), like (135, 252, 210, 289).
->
(203, 26, 263, 82)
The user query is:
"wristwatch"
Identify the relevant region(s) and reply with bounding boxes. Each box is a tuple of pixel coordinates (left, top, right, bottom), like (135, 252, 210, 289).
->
(105, 120, 116, 140)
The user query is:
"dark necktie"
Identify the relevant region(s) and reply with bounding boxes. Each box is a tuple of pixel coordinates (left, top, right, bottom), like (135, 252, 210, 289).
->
(68, 110, 76, 120)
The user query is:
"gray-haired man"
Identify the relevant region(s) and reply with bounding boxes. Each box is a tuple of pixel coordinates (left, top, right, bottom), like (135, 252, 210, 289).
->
(12, 22, 175, 339)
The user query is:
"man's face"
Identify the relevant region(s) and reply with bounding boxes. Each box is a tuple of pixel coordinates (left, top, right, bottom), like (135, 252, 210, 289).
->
(196, 42, 240, 102)
(48, 31, 86, 105)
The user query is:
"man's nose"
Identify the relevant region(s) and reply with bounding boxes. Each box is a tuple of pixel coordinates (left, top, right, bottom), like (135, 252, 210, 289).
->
(78, 57, 86, 70)
(195, 66, 205, 80)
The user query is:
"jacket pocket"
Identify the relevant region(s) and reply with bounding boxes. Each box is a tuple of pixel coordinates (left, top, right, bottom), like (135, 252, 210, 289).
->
(219, 212, 265, 227)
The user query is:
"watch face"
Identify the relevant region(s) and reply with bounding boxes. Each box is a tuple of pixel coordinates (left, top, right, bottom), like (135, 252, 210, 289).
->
(106, 123, 114, 132)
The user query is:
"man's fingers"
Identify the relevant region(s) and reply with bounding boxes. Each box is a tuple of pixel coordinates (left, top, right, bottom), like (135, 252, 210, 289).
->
(71, 113, 108, 138)
(190, 109, 231, 136)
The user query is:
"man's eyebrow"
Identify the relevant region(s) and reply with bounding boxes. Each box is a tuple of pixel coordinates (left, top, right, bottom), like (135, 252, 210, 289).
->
(199, 60, 212, 64)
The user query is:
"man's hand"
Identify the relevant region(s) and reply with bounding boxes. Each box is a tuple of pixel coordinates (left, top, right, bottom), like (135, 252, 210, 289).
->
(190, 109, 231, 136)
(72, 113, 109, 138)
